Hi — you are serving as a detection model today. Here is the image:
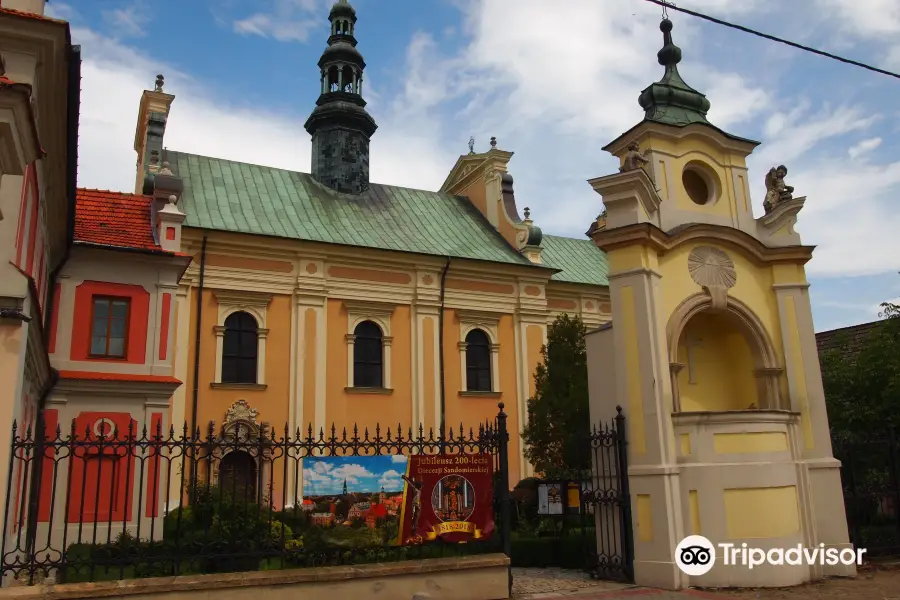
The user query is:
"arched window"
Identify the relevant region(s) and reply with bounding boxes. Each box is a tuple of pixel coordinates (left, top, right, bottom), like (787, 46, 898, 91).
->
(222, 311, 258, 384)
(353, 320, 383, 388)
(465, 329, 492, 392)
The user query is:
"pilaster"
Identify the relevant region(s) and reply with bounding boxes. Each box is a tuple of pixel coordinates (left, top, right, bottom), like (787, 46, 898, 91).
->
(294, 258, 328, 439)
(413, 267, 442, 432)
(152, 283, 178, 376)
(606, 258, 686, 590)
(514, 300, 548, 481)
(773, 280, 853, 575)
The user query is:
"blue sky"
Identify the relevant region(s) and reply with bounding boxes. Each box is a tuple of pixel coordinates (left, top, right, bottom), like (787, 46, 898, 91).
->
(303, 455, 408, 496)
(49, 0, 900, 332)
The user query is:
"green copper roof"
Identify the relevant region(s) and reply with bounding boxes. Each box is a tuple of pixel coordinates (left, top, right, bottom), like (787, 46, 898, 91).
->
(168, 150, 537, 265)
(540, 235, 609, 286)
(167, 150, 608, 285)
(638, 18, 711, 128)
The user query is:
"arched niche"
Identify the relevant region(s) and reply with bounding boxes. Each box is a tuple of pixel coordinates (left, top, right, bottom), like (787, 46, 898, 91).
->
(667, 293, 783, 412)
(208, 400, 272, 504)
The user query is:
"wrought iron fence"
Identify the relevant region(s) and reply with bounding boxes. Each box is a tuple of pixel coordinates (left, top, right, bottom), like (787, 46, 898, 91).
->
(509, 408, 632, 583)
(835, 430, 900, 558)
(2, 404, 512, 586)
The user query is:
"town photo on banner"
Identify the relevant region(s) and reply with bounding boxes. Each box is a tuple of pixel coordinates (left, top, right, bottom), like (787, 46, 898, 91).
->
(301, 455, 407, 543)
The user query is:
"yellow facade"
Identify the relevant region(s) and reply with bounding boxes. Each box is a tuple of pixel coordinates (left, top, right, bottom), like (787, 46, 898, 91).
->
(171, 231, 606, 499)
(585, 17, 854, 591)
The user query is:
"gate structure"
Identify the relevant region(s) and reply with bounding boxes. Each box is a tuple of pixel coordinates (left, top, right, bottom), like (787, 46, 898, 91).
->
(516, 408, 633, 582)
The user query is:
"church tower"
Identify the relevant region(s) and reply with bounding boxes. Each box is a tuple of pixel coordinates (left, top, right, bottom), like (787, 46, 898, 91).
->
(304, 0, 378, 195)
(585, 18, 853, 591)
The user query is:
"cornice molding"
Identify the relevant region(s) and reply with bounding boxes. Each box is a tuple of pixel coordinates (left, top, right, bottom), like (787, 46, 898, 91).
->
(213, 289, 274, 306)
(53, 378, 180, 398)
(343, 298, 397, 317)
(593, 222, 814, 265)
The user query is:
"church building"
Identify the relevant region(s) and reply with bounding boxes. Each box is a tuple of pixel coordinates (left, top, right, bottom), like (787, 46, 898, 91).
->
(129, 0, 609, 501)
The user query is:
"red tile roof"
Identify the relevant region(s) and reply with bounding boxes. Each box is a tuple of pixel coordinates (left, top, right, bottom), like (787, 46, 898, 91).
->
(57, 370, 182, 385)
(75, 188, 164, 252)
(0, 6, 68, 24)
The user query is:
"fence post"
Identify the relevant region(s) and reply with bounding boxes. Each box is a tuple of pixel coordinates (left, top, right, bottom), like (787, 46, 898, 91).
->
(24, 409, 46, 585)
(614, 406, 635, 582)
(496, 403, 512, 594)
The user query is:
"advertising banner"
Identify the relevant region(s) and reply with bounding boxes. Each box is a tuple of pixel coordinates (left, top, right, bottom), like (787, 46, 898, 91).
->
(397, 454, 495, 545)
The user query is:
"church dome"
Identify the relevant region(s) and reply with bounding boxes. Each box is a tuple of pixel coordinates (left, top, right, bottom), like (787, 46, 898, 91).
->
(526, 223, 543, 247)
(318, 40, 365, 68)
(329, 0, 356, 19)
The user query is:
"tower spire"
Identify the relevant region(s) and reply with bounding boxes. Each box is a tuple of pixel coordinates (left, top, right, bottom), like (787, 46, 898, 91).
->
(637, 18, 712, 128)
(304, 0, 377, 195)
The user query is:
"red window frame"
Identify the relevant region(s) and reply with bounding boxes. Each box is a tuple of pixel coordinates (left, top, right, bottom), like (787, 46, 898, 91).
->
(89, 296, 132, 359)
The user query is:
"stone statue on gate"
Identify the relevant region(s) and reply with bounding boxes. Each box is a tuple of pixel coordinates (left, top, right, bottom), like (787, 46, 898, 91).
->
(620, 141, 649, 173)
(763, 165, 794, 213)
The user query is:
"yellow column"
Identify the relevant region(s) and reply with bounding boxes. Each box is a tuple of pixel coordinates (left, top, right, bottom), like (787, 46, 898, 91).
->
(603, 244, 687, 590)
(773, 272, 854, 577)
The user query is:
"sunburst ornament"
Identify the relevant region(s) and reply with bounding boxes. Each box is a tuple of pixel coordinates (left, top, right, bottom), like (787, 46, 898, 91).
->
(688, 247, 736, 310)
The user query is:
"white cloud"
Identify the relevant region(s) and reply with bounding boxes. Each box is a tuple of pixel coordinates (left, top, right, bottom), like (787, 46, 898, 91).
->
(44, 1, 78, 21)
(742, 103, 900, 279)
(784, 159, 900, 276)
(390, 455, 408, 463)
(818, 0, 900, 37)
(378, 469, 403, 489)
(848, 137, 882, 160)
(329, 463, 375, 484)
(313, 460, 333, 474)
(101, 1, 151, 38)
(816, 0, 900, 71)
(70, 25, 452, 196)
(751, 105, 878, 168)
(232, 0, 324, 43)
(302, 468, 332, 484)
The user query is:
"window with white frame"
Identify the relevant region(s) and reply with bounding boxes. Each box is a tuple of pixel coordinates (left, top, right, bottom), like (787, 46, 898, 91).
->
(213, 290, 272, 387)
(345, 301, 393, 390)
(458, 310, 501, 393)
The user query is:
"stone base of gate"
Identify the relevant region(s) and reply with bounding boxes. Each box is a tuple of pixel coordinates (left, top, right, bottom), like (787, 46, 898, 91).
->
(0, 555, 511, 600)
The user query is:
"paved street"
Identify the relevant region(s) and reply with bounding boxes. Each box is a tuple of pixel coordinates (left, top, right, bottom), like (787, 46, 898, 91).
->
(511, 568, 728, 599)
(512, 564, 900, 600)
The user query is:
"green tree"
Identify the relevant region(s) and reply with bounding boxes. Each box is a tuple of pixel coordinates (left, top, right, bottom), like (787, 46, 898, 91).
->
(520, 313, 591, 478)
(821, 301, 900, 441)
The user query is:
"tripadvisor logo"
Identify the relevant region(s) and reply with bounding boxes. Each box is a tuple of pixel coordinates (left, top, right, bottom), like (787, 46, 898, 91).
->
(675, 535, 866, 576)
(675, 535, 716, 576)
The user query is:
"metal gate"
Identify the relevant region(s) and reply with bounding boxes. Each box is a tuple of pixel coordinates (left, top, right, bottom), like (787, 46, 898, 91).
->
(512, 408, 633, 582)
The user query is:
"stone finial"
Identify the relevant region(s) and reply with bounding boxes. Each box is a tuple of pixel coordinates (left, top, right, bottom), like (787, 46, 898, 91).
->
(158, 161, 173, 176)
(168, 194, 178, 206)
(523, 207, 530, 220)
(154, 74, 164, 92)
(468, 136, 475, 154)
(489, 136, 497, 149)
